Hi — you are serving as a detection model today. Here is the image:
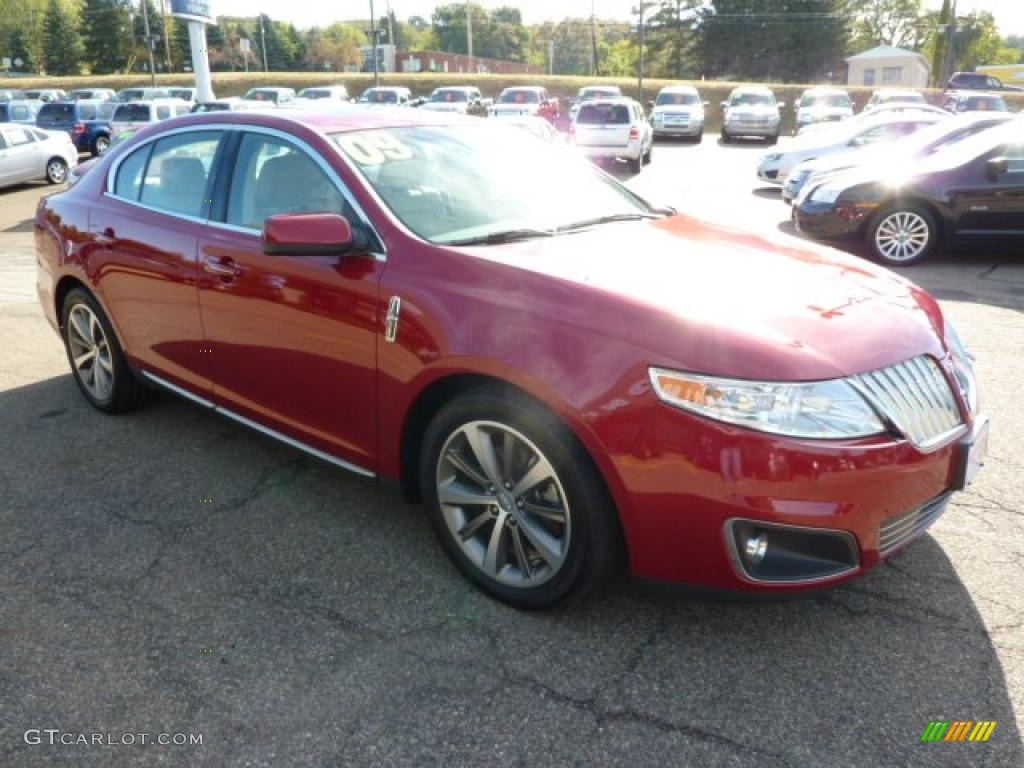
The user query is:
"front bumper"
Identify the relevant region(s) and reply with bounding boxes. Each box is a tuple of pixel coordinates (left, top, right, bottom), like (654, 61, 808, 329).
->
(653, 120, 703, 137)
(725, 122, 778, 138)
(757, 165, 784, 184)
(614, 401, 981, 592)
(792, 200, 864, 241)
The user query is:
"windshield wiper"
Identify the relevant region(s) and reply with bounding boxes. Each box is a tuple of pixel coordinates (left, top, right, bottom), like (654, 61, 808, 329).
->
(441, 228, 557, 247)
(555, 212, 663, 233)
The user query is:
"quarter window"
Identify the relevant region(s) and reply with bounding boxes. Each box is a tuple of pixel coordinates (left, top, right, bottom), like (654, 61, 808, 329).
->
(8, 128, 35, 146)
(226, 133, 355, 231)
(113, 144, 152, 200)
(137, 131, 222, 218)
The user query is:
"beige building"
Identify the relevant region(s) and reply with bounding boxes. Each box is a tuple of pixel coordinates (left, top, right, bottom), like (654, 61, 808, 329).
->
(846, 46, 931, 89)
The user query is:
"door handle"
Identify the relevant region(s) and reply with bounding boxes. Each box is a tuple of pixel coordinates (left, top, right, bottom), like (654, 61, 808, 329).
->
(89, 226, 115, 245)
(203, 257, 243, 279)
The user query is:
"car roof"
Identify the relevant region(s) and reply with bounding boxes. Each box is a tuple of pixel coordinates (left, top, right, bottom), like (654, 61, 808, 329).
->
(149, 107, 478, 136)
(659, 85, 698, 93)
(580, 85, 621, 92)
(731, 86, 773, 94)
(579, 98, 636, 108)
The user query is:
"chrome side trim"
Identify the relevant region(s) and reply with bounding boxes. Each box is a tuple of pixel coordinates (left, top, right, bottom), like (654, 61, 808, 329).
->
(141, 370, 375, 479)
(722, 517, 861, 586)
(142, 370, 216, 408)
(102, 121, 386, 261)
(384, 295, 401, 343)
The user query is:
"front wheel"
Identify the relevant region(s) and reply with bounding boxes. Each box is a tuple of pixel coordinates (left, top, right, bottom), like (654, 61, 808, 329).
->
(93, 135, 110, 156)
(420, 388, 622, 608)
(45, 157, 68, 184)
(865, 204, 938, 266)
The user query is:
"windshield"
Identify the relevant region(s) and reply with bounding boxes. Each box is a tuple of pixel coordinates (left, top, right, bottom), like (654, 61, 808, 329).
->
(800, 93, 851, 109)
(39, 103, 75, 121)
(113, 104, 151, 122)
(169, 89, 193, 99)
(360, 89, 398, 103)
(915, 123, 1020, 174)
(243, 90, 276, 101)
(580, 89, 619, 101)
(431, 90, 469, 103)
(730, 92, 775, 107)
(963, 96, 1007, 111)
(333, 125, 655, 244)
(656, 92, 698, 106)
(499, 90, 541, 104)
(880, 91, 925, 104)
(300, 89, 333, 99)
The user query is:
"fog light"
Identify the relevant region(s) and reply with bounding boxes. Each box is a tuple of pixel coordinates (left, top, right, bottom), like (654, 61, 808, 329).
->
(744, 531, 768, 564)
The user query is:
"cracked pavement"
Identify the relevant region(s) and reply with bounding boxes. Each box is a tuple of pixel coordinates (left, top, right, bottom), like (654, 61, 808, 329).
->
(2, 138, 1023, 767)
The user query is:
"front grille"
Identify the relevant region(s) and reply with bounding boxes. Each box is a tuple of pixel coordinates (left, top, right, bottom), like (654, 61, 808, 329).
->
(879, 494, 951, 554)
(851, 356, 963, 449)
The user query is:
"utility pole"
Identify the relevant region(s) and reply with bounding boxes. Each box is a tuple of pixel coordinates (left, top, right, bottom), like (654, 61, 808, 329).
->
(548, 38, 554, 75)
(369, 0, 379, 86)
(638, 2, 647, 103)
(259, 14, 268, 72)
(140, 0, 157, 86)
(386, 0, 394, 47)
(466, 1, 474, 73)
(942, 0, 958, 87)
(590, 0, 598, 77)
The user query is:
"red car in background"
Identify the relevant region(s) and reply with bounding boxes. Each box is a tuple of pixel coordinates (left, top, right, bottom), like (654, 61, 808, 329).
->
(34, 108, 987, 607)
(489, 86, 560, 123)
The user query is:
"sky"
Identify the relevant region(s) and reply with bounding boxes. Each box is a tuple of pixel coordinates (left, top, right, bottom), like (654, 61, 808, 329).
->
(210, 0, 1024, 37)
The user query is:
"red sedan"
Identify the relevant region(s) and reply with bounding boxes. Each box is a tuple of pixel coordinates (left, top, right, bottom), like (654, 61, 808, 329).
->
(34, 108, 988, 607)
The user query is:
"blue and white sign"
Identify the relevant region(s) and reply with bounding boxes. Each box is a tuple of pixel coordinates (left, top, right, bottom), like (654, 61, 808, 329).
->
(170, 0, 214, 25)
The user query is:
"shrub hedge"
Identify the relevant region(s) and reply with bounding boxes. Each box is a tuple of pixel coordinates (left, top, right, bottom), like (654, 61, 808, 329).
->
(7, 72, 1023, 134)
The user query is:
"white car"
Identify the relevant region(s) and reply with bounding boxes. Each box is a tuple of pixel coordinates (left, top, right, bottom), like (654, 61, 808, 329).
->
(650, 85, 705, 141)
(721, 86, 783, 144)
(794, 87, 853, 135)
(572, 98, 653, 173)
(167, 87, 198, 103)
(0, 125, 77, 188)
(864, 88, 927, 112)
(297, 85, 351, 101)
(110, 99, 192, 140)
(420, 87, 488, 114)
(569, 85, 623, 122)
(357, 87, 415, 106)
(489, 86, 556, 119)
(756, 112, 945, 185)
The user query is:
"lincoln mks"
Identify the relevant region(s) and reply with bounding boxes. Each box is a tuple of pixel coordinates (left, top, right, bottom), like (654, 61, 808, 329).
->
(35, 109, 987, 607)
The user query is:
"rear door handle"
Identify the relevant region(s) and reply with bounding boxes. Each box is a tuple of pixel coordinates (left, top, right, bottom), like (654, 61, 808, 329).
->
(203, 257, 244, 279)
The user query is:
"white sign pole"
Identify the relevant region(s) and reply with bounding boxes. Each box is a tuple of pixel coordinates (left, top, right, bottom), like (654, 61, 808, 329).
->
(188, 22, 215, 102)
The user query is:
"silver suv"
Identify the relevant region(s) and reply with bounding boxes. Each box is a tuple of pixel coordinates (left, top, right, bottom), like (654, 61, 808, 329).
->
(721, 86, 782, 144)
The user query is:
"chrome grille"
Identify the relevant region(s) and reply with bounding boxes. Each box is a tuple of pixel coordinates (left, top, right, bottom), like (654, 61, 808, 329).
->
(851, 356, 963, 449)
(879, 494, 951, 555)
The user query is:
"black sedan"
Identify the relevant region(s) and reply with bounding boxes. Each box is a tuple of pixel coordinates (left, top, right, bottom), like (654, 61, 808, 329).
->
(793, 119, 1024, 266)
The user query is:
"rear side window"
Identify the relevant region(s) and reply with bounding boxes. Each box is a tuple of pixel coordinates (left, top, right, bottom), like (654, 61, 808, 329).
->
(78, 104, 97, 120)
(11, 104, 32, 121)
(40, 103, 75, 121)
(578, 104, 630, 125)
(113, 144, 153, 201)
(8, 128, 35, 146)
(138, 131, 222, 218)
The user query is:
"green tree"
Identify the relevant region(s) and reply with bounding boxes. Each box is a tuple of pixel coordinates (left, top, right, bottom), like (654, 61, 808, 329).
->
(81, 0, 132, 73)
(9, 26, 37, 72)
(132, 0, 167, 72)
(850, 0, 927, 52)
(432, 3, 527, 61)
(302, 23, 365, 71)
(42, 0, 83, 75)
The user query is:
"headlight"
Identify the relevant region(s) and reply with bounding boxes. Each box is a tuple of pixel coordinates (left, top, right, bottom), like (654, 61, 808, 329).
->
(649, 368, 886, 439)
(945, 321, 978, 413)
(810, 184, 844, 204)
(764, 153, 782, 162)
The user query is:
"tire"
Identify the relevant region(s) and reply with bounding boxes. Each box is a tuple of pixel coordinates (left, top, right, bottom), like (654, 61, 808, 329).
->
(766, 133, 779, 145)
(643, 143, 653, 165)
(720, 129, 731, 144)
(61, 288, 148, 413)
(864, 203, 939, 267)
(92, 134, 110, 157)
(629, 153, 642, 173)
(692, 131, 703, 144)
(45, 157, 68, 185)
(419, 386, 623, 609)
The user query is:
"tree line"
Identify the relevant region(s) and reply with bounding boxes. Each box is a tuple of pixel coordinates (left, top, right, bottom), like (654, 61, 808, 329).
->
(1, 0, 1021, 83)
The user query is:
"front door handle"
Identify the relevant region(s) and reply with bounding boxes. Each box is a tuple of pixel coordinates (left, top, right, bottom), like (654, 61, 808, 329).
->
(203, 257, 244, 280)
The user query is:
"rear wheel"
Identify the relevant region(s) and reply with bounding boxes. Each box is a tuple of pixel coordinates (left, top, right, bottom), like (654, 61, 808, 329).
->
(420, 387, 622, 608)
(865, 204, 938, 267)
(629, 153, 643, 173)
(92, 135, 110, 156)
(643, 142, 653, 165)
(720, 129, 731, 144)
(45, 157, 68, 184)
(61, 288, 147, 413)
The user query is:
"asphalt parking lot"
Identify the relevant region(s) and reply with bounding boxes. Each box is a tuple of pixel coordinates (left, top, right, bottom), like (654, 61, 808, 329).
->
(2, 136, 1023, 767)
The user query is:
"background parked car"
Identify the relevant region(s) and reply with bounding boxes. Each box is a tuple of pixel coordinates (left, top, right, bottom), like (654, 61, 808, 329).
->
(114, 87, 170, 102)
(297, 85, 351, 101)
(793, 87, 853, 135)
(167, 87, 198, 104)
(798, 102, 949, 137)
(572, 98, 653, 172)
(489, 86, 559, 122)
(242, 87, 296, 104)
(497, 115, 563, 142)
(0, 89, 27, 102)
(24, 89, 68, 104)
(420, 87, 490, 116)
(863, 88, 926, 112)
(36, 100, 116, 157)
(942, 91, 1009, 114)
(721, 86, 783, 144)
(0, 101, 38, 125)
(783, 112, 1014, 203)
(0, 124, 77, 188)
(947, 71, 1023, 93)
(68, 88, 116, 101)
(793, 119, 1024, 266)
(759, 111, 943, 185)
(357, 86, 415, 106)
(650, 85, 706, 142)
(191, 98, 269, 113)
(568, 85, 624, 121)
(109, 99, 191, 141)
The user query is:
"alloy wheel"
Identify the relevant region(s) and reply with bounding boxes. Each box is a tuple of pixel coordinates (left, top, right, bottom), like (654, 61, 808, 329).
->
(47, 159, 67, 184)
(67, 304, 114, 401)
(435, 420, 571, 588)
(874, 211, 930, 263)
(95, 136, 110, 156)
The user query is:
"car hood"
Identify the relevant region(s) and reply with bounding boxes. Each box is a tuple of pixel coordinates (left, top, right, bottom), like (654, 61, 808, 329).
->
(457, 215, 946, 381)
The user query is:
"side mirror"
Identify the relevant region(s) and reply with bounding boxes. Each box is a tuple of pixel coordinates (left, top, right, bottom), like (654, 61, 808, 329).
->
(263, 213, 354, 256)
(986, 157, 1009, 182)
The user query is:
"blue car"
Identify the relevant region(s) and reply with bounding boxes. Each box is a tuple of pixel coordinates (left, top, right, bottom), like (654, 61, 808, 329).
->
(35, 100, 116, 157)
(0, 101, 38, 125)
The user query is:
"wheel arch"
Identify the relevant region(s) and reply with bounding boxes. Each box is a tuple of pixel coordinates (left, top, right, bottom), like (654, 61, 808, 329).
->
(868, 195, 946, 241)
